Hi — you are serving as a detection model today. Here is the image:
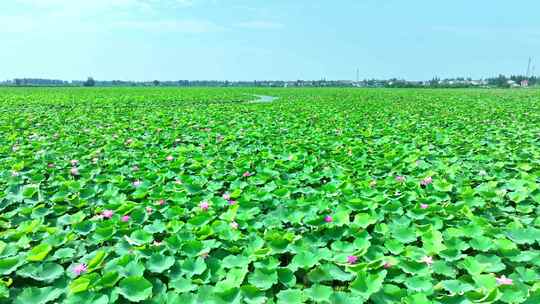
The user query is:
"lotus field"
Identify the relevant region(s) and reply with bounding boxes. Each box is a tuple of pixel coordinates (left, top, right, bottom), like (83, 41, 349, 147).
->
(1, 87, 540, 303)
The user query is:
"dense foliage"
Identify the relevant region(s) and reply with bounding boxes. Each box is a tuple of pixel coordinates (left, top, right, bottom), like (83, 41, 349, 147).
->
(1, 87, 539, 303)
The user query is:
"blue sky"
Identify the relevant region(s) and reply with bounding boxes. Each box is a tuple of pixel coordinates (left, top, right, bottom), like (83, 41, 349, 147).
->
(1, 0, 539, 81)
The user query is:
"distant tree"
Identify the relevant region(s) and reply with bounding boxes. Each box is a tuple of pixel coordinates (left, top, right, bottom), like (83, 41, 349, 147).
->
(430, 76, 441, 87)
(83, 77, 96, 87)
(153, 80, 160, 86)
(496, 74, 509, 88)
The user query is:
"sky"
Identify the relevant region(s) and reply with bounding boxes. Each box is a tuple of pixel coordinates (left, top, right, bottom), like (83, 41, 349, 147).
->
(1, 0, 539, 81)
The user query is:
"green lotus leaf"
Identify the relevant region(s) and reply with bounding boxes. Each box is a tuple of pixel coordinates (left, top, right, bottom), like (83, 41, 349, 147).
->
(169, 277, 197, 293)
(350, 270, 386, 298)
(402, 293, 431, 304)
(17, 262, 64, 282)
(64, 292, 108, 304)
(441, 280, 475, 294)
(506, 227, 540, 245)
(117, 276, 153, 302)
(308, 263, 354, 282)
(27, 243, 53, 262)
(181, 258, 207, 277)
(0, 255, 25, 275)
(69, 276, 92, 294)
(277, 268, 296, 288)
(305, 284, 333, 302)
(248, 268, 278, 290)
(86, 250, 107, 271)
(222, 255, 250, 269)
(241, 285, 267, 304)
(14, 287, 63, 304)
(0, 284, 8, 299)
(371, 284, 407, 303)
(215, 267, 248, 291)
(94, 271, 120, 289)
(146, 253, 175, 273)
(277, 289, 306, 304)
(129, 230, 153, 245)
(433, 179, 453, 192)
(404, 276, 433, 292)
(2, 86, 540, 303)
(290, 251, 320, 270)
(391, 226, 417, 244)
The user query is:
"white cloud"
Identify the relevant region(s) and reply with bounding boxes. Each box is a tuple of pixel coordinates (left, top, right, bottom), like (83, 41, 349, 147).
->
(113, 19, 225, 33)
(15, 0, 193, 9)
(1, 0, 222, 34)
(1, 15, 224, 34)
(236, 21, 284, 30)
(7, 0, 196, 19)
(15, 0, 139, 10)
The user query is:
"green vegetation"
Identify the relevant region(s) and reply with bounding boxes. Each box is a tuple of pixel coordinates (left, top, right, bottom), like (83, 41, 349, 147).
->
(1, 87, 539, 303)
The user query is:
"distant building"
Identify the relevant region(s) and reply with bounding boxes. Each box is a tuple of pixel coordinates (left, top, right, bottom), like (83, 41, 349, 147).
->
(507, 80, 520, 88)
(521, 80, 529, 87)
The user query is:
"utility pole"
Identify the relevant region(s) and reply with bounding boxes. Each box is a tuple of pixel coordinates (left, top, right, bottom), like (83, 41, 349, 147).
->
(356, 68, 359, 83)
(526, 57, 532, 78)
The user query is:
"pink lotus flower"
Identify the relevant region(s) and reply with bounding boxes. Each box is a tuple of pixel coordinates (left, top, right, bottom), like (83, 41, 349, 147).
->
(152, 240, 162, 246)
(166, 155, 174, 161)
(421, 256, 434, 266)
(288, 155, 294, 161)
(230, 221, 239, 229)
(199, 201, 210, 211)
(383, 261, 393, 269)
(11, 171, 19, 177)
(92, 157, 98, 164)
(228, 200, 237, 206)
(73, 263, 87, 276)
(121, 215, 130, 222)
(420, 176, 433, 186)
(324, 216, 333, 223)
(132, 165, 139, 171)
(347, 256, 358, 264)
(174, 179, 182, 185)
(157, 199, 166, 206)
(133, 180, 142, 187)
(70, 159, 79, 166)
(420, 204, 429, 209)
(125, 139, 133, 145)
(395, 175, 405, 182)
(70, 167, 79, 176)
(146, 207, 153, 213)
(48, 163, 55, 168)
(102, 210, 114, 219)
(222, 193, 231, 200)
(200, 252, 210, 260)
(242, 171, 252, 177)
(496, 275, 513, 285)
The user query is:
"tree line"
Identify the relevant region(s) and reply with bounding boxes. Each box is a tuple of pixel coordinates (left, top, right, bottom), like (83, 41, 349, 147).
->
(2, 75, 538, 88)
